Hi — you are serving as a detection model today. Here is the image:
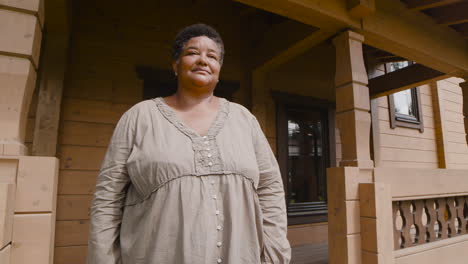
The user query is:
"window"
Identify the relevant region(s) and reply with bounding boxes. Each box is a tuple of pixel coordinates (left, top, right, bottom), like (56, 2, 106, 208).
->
(385, 61, 424, 132)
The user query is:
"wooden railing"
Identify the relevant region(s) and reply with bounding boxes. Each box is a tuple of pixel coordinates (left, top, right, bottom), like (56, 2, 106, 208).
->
(359, 168, 468, 264)
(393, 196, 468, 249)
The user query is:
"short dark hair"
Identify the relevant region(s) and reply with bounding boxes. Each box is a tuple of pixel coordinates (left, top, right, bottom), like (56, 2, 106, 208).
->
(172, 23, 225, 64)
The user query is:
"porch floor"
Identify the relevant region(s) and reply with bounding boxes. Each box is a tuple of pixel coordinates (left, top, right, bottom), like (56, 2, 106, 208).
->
(291, 243, 328, 264)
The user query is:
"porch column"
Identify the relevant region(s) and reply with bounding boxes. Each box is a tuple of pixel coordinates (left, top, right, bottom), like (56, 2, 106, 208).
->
(333, 31, 373, 168)
(327, 30, 374, 264)
(460, 81, 468, 145)
(0, 2, 59, 264)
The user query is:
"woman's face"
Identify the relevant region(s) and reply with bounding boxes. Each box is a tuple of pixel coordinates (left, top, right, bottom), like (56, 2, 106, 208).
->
(173, 36, 221, 91)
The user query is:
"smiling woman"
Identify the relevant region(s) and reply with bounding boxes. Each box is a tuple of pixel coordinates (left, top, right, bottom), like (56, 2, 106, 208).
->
(87, 24, 291, 264)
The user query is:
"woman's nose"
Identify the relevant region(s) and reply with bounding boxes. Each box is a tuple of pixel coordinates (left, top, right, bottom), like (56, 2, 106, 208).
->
(196, 54, 208, 65)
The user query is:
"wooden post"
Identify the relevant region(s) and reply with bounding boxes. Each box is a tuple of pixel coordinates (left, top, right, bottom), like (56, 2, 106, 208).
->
(460, 81, 468, 145)
(0, 2, 44, 263)
(0, 2, 43, 156)
(332, 30, 373, 168)
(430, 82, 449, 168)
(328, 30, 375, 264)
(0, 2, 61, 264)
(32, 35, 69, 156)
(359, 183, 394, 264)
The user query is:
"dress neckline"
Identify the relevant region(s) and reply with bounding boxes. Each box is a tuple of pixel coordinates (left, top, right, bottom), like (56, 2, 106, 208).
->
(154, 97, 230, 140)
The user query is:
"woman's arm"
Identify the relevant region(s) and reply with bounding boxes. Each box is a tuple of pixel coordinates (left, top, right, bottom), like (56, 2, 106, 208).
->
(251, 116, 291, 264)
(87, 109, 135, 264)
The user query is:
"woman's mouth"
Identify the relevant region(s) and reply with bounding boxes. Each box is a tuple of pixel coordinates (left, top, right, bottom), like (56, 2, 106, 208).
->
(193, 68, 210, 74)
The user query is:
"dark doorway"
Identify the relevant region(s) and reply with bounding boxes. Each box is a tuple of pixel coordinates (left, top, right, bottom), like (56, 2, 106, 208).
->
(275, 92, 335, 225)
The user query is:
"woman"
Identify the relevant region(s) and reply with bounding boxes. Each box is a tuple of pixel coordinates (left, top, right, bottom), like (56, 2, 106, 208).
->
(87, 24, 291, 264)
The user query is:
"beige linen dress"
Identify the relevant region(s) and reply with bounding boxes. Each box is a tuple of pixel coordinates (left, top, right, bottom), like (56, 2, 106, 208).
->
(87, 97, 291, 264)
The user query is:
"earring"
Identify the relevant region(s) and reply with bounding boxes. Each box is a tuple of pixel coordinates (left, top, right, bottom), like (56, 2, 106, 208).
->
(175, 72, 178, 76)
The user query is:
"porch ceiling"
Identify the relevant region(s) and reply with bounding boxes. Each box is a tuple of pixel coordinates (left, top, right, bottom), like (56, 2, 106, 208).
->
(400, 0, 468, 39)
(235, 0, 468, 77)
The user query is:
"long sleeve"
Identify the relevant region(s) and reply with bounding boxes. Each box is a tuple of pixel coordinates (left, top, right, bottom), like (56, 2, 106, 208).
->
(87, 109, 135, 264)
(251, 116, 291, 264)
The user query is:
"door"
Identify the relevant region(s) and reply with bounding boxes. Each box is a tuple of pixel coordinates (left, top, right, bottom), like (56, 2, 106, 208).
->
(276, 93, 334, 225)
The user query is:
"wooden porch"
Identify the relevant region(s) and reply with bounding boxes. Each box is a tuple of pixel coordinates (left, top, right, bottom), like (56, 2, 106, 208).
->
(292, 243, 329, 264)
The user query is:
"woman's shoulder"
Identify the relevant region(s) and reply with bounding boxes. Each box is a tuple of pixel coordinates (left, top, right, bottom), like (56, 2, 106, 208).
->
(226, 100, 256, 121)
(115, 99, 159, 125)
(124, 99, 157, 115)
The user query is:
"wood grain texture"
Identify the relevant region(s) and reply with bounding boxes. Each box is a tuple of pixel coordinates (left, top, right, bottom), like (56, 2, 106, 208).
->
(58, 170, 97, 195)
(54, 246, 87, 264)
(55, 220, 89, 246)
(57, 145, 106, 171)
(58, 121, 114, 147)
(56, 195, 93, 221)
(60, 98, 131, 125)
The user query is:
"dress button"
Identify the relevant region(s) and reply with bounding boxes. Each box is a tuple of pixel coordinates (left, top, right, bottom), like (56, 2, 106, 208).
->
(206, 148, 210, 151)
(202, 136, 207, 139)
(204, 141, 209, 145)
(210, 180, 215, 185)
(212, 195, 217, 200)
(216, 225, 222, 231)
(217, 242, 222, 247)
(208, 162, 213, 166)
(217, 258, 222, 263)
(207, 153, 212, 158)
(215, 210, 220, 215)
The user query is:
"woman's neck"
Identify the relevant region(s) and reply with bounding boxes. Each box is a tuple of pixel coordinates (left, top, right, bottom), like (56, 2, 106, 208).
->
(166, 90, 218, 111)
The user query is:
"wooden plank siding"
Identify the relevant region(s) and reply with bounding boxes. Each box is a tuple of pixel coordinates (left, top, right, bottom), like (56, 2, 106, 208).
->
(438, 78, 468, 169)
(375, 84, 439, 168)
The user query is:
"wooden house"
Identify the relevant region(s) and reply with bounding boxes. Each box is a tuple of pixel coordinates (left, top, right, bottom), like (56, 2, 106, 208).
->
(1, 0, 467, 263)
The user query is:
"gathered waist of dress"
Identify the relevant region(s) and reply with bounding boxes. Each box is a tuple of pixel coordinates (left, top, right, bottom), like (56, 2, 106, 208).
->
(124, 171, 257, 207)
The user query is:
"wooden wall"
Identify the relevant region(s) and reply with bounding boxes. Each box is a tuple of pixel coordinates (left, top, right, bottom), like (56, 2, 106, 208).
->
(366, 57, 444, 169)
(374, 84, 439, 168)
(437, 78, 468, 169)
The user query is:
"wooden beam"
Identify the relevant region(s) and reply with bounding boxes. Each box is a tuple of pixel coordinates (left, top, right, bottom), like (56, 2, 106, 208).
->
(236, 0, 468, 77)
(424, 1, 468, 25)
(255, 29, 335, 72)
(451, 22, 468, 38)
(371, 50, 397, 59)
(234, 0, 360, 31)
(368, 63, 448, 98)
(404, 0, 463, 11)
(347, 0, 375, 18)
(252, 19, 318, 69)
(361, 0, 468, 76)
(378, 56, 407, 63)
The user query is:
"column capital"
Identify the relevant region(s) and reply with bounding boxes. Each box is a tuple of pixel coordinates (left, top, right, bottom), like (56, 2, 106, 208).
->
(332, 30, 365, 46)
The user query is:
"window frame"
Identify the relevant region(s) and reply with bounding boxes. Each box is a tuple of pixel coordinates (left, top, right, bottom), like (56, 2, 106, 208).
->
(384, 62, 424, 132)
(388, 87, 424, 132)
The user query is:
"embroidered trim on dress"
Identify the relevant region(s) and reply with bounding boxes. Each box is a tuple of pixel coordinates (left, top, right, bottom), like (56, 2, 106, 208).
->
(153, 97, 230, 140)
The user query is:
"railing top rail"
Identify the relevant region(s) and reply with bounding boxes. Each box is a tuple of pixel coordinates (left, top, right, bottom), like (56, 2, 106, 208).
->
(374, 168, 468, 200)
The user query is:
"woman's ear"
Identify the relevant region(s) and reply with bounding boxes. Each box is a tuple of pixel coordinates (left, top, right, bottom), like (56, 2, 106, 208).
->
(172, 61, 178, 76)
